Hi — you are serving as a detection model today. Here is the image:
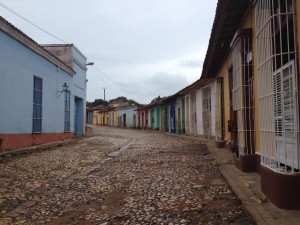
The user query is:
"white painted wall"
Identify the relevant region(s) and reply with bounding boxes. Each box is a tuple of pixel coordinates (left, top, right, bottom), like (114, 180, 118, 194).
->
(196, 80, 217, 137)
(211, 81, 217, 137)
(196, 88, 203, 135)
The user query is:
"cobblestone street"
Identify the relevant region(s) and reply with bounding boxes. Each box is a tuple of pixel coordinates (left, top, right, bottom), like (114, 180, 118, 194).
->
(0, 126, 255, 225)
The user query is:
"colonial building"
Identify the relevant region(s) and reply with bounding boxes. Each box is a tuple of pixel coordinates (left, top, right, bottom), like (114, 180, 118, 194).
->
(0, 17, 88, 152)
(199, 0, 300, 209)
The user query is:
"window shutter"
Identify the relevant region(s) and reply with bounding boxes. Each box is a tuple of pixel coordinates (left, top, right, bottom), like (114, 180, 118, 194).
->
(273, 60, 299, 169)
(273, 69, 283, 137)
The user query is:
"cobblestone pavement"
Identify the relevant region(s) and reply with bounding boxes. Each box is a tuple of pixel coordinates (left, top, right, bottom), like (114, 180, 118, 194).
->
(0, 126, 256, 225)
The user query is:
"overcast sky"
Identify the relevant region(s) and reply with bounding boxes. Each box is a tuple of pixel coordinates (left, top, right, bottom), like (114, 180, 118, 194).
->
(0, 0, 217, 104)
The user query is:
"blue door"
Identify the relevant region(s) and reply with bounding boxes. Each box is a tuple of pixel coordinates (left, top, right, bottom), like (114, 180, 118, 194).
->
(170, 99, 176, 133)
(74, 97, 84, 136)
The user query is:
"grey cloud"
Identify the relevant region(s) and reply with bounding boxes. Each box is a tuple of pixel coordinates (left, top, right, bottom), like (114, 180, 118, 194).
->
(180, 60, 203, 68)
(0, 0, 218, 104)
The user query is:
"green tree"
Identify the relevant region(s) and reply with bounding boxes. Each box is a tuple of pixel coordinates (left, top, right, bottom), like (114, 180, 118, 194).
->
(151, 95, 162, 103)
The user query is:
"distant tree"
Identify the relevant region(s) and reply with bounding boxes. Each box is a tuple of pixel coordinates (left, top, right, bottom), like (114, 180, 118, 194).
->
(128, 99, 139, 105)
(151, 95, 162, 103)
(109, 96, 139, 105)
(109, 96, 128, 104)
(86, 99, 108, 107)
(86, 101, 93, 107)
(87, 96, 139, 107)
(93, 99, 108, 106)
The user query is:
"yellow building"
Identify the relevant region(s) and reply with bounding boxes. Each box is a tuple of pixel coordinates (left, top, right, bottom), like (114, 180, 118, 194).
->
(200, 0, 300, 209)
(91, 105, 108, 126)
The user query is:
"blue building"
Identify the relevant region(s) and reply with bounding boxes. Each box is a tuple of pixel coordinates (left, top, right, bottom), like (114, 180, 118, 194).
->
(119, 104, 138, 128)
(0, 17, 88, 152)
(170, 97, 176, 134)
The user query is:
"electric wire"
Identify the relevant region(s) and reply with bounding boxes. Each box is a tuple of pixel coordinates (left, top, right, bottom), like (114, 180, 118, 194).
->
(0, 1, 66, 43)
(0, 1, 152, 102)
(91, 65, 150, 100)
(88, 66, 150, 103)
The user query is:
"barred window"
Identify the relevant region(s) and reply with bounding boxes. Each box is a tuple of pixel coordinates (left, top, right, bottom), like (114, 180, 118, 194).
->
(231, 29, 255, 156)
(255, 0, 299, 171)
(33, 76, 43, 133)
(64, 91, 71, 132)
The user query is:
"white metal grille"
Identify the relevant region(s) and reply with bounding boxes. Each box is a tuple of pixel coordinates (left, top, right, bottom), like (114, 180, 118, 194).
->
(255, 0, 299, 172)
(231, 32, 255, 156)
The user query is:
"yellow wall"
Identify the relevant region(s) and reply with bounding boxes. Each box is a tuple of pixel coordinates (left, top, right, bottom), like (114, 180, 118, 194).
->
(94, 111, 108, 125)
(114, 110, 120, 126)
(217, 53, 232, 142)
(92, 112, 97, 125)
(241, 9, 261, 154)
(215, 8, 261, 154)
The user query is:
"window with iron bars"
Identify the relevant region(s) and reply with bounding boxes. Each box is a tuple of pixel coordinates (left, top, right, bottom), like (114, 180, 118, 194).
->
(231, 29, 256, 156)
(255, 0, 299, 172)
(33, 76, 42, 133)
(64, 90, 71, 132)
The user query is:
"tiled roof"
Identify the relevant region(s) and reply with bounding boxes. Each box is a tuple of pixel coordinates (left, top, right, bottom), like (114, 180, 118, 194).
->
(201, 0, 250, 79)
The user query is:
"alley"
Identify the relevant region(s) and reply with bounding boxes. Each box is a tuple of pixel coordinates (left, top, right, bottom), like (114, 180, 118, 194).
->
(0, 126, 255, 225)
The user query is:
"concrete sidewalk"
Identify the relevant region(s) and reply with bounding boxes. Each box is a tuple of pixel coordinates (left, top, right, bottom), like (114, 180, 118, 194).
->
(204, 140, 300, 225)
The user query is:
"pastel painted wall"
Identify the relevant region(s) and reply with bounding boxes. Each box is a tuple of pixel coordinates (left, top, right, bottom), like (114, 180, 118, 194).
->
(44, 45, 87, 136)
(114, 110, 120, 127)
(196, 88, 203, 135)
(185, 94, 191, 134)
(148, 106, 160, 130)
(185, 91, 197, 136)
(159, 103, 170, 131)
(170, 98, 176, 133)
(0, 29, 87, 151)
(94, 111, 108, 125)
(120, 106, 137, 128)
(0, 31, 74, 135)
(196, 81, 216, 137)
(176, 96, 185, 134)
(215, 52, 233, 142)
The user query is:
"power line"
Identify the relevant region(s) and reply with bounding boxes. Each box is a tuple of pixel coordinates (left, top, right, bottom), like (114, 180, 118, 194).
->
(0, 1, 66, 43)
(92, 65, 150, 100)
(0, 1, 152, 102)
(89, 66, 150, 102)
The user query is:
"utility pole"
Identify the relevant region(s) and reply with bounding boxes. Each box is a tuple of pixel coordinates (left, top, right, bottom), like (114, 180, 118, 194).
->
(103, 87, 106, 102)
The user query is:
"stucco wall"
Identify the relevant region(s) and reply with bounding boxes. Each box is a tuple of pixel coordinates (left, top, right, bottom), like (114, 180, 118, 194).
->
(196, 88, 203, 135)
(211, 81, 216, 137)
(216, 53, 232, 142)
(0, 31, 75, 135)
(120, 107, 137, 128)
(185, 94, 191, 134)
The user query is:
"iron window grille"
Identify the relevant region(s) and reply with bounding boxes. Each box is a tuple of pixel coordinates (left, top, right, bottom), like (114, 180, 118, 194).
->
(231, 29, 256, 156)
(33, 76, 43, 133)
(255, 0, 299, 172)
(64, 90, 71, 132)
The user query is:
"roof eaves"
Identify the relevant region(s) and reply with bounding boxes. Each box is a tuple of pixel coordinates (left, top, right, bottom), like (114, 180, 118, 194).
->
(200, 0, 250, 79)
(0, 17, 76, 76)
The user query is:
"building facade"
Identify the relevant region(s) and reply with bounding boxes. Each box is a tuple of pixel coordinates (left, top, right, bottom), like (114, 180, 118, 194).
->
(199, 0, 300, 209)
(0, 17, 87, 152)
